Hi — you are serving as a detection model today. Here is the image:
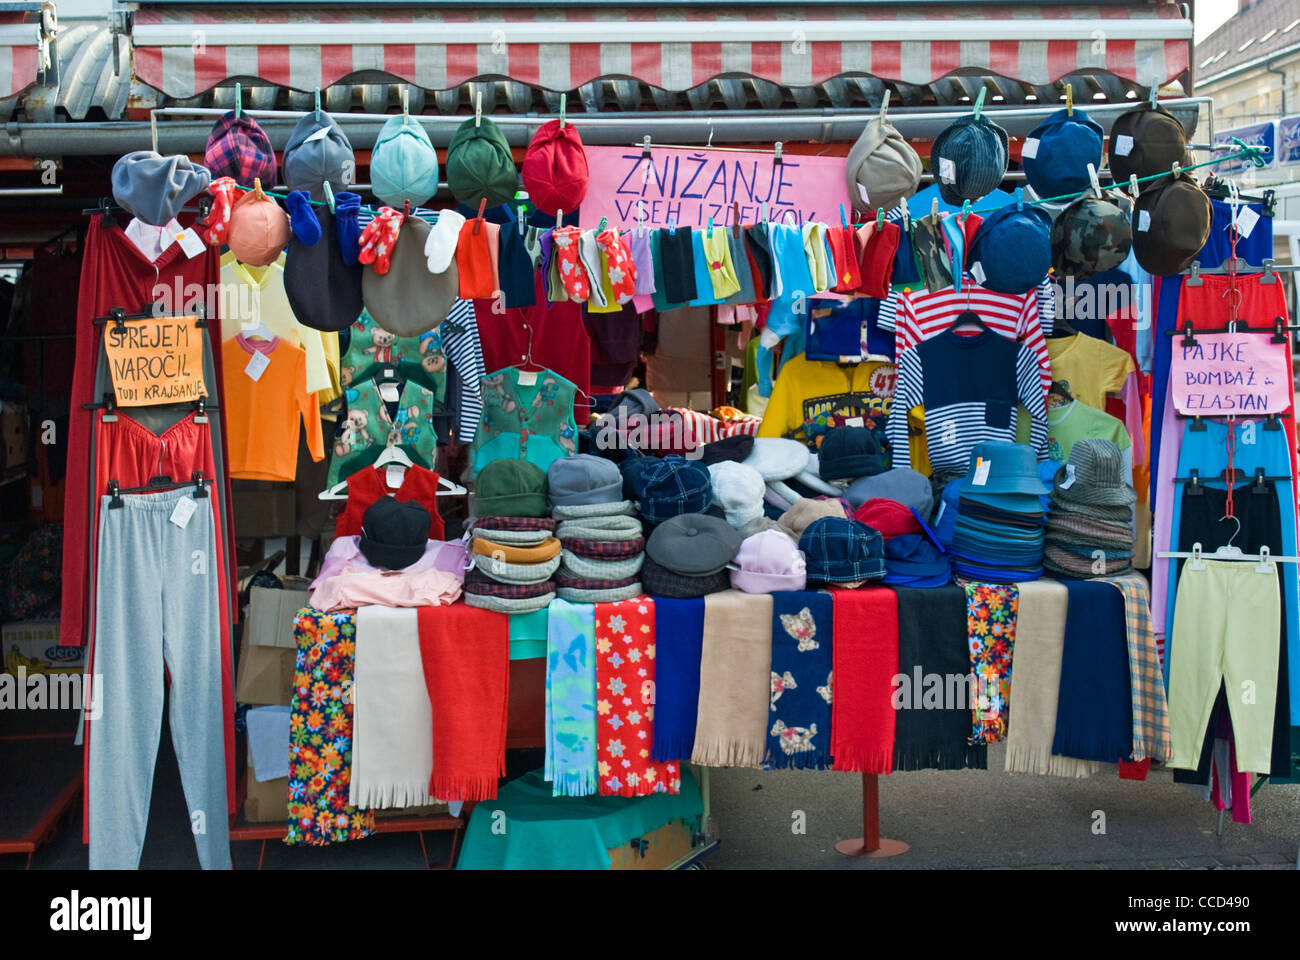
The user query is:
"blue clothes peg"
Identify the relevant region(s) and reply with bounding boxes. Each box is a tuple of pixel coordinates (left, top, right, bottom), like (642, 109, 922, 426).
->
(961, 199, 972, 221)
(668, 215, 677, 236)
(839, 204, 848, 229)
(1015, 187, 1024, 211)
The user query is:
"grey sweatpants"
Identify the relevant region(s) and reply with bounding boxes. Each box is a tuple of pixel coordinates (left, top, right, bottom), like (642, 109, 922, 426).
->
(88, 486, 231, 870)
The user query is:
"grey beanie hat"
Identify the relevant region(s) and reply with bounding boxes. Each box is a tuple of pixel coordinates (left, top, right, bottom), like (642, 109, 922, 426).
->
(363, 216, 458, 337)
(931, 115, 1009, 205)
(283, 112, 355, 201)
(112, 151, 212, 227)
(548, 454, 624, 508)
(845, 116, 923, 213)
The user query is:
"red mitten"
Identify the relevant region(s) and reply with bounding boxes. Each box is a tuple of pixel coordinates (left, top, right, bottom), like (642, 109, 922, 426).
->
(552, 226, 590, 301)
(357, 207, 405, 275)
(203, 177, 239, 245)
(597, 229, 637, 304)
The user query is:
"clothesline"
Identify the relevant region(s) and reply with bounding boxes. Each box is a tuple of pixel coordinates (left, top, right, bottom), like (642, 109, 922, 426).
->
(214, 142, 1267, 228)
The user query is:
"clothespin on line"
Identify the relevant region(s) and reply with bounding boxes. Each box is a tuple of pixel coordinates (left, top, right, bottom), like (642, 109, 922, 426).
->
(774, 141, 783, 165)
(931, 197, 939, 219)
(401, 87, 409, 123)
(733, 200, 741, 238)
(1129, 174, 1140, 200)
(1086, 163, 1102, 199)
(1064, 83, 1073, 117)
(323, 180, 336, 214)
(972, 87, 986, 121)
(879, 90, 890, 122)
(314, 88, 322, 121)
(876, 206, 885, 229)
(475, 91, 483, 128)
(473, 197, 487, 235)
(598, 216, 607, 233)
(234, 82, 242, 119)
(149, 111, 158, 153)
(557, 208, 564, 229)
(559, 96, 566, 130)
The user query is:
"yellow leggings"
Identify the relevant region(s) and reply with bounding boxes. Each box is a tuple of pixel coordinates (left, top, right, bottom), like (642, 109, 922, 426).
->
(1168, 559, 1280, 775)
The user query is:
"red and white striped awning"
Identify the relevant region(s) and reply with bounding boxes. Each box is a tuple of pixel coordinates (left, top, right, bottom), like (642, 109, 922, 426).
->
(132, 4, 1192, 99)
(0, 3, 55, 99)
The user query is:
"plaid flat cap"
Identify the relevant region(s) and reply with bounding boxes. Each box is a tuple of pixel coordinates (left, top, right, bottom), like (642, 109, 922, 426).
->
(472, 516, 558, 533)
(204, 111, 278, 188)
(555, 572, 642, 590)
(640, 554, 731, 598)
(638, 456, 712, 524)
(559, 550, 645, 582)
(559, 536, 646, 560)
(463, 571, 557, 599)
(464, 591, 555, 614)
(556, 583, 645, 603)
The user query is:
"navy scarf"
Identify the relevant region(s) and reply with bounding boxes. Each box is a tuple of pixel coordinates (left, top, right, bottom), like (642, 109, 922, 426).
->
(650, 597, 705, 763)
(1052, 579, 1132, 763)
(766, 591, 834, 770)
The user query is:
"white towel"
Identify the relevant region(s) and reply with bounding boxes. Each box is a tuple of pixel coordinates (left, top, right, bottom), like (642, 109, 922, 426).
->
(246, 705, 292, 782)
(350, 605, 435, 809)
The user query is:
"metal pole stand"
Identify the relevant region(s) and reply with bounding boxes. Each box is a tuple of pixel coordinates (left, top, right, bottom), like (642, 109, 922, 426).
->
(835, 773, 909, 858)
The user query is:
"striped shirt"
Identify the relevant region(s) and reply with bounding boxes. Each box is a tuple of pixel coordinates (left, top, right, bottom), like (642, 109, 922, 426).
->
(441, 299, 486, 444)
(886, 329, 1048, 473)
(878, 284, 1052, 395)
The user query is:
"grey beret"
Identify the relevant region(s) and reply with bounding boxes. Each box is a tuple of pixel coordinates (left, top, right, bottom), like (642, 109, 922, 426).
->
(547, 454, 624, 508)
(644, 512, 743, 576)
(111, 151, 212, 227)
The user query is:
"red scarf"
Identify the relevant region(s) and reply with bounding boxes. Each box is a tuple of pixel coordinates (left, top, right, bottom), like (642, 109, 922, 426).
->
(830, 586, 898, 774)
(417, 604, 510, 801)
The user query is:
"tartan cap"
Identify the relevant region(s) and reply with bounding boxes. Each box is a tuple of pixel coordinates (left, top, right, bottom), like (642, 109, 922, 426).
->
(798, 517, 886, 583)
(204, 111, 278, 188)
(637, 456, 712, 524)
(931, 115, 1009, 205)
(640, 554, 731, 598)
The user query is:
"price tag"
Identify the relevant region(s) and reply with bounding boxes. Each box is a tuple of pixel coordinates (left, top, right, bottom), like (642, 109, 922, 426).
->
(939, 158, 957, 184)
(1021, 137, 1040, 160)
(175, 228, 206, 259)
(304, 125, 331, 144)
(972, 457, 992, 486)
(1060, 463, 1077, 490)
(970, 261, 986, 285)
(856, 183, 870, 205)
(169, 496, 197, 528)
(844, 416, 865, 428)
(1233, 206, 1260, 239)
(244, 350, 270, 381)
(378, 382, 400, 403)
(385, 465, 406, 489)
(517, 370, 538, 386)
(1114, 135, 1134, 157)
(1137, 210, 1152, 233)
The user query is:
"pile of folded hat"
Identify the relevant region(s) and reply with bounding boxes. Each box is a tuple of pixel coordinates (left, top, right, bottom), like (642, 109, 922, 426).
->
(550, 454, 646, 602)
(466, 460, 559, 613)
(1044, 438, 1136, 578)
(855, 498, 951, 588)
(642, 513, 742, 598)
(798, 516, 887, 588)
(949, 441, 1050, 583)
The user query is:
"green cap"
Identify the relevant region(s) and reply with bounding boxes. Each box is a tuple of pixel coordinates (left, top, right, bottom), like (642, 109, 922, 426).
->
(475, 459, 549, 518)
(446, 116, 518, 209)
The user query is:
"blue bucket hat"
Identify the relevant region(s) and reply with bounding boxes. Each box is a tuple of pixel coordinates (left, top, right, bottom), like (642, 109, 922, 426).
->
(1021, 107, 1104, 200)
(958, 441, 1050, 499)
(637, 456, 712, 524)
(799, 517, 886, 584)
(882, 530, 951, 586)
(967, 201, 1053, 294)
(371, 115, 439, 208)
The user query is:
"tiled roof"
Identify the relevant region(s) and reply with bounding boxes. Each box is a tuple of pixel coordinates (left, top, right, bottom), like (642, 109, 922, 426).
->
(1195, 0, 1300, 82)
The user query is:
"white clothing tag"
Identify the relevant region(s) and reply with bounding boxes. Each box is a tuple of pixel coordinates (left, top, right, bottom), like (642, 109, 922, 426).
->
(970, 261, 987, 284)
(175, 228, 205, 259)
(244, 350, 270, 381)
(1137, 210, 1152, 233)
(1233, 205, 1259, 239)
(856, 183, 870, 205)
(517, 370, 538, 386)
(1114, 135, 1134, 157)
(972, 458, 991, 486)
(759, 328, 781, 349)
(385, 465, 406, 489)
(169, 496, 198, 528)
(845, 416, 866, 428)
(1060, 464, 1078, 490)
(1021, 137, 1040, 160)
(304, 125, 331, 144)
(939, 157, 957, 184)
(378, 382, 400, 403)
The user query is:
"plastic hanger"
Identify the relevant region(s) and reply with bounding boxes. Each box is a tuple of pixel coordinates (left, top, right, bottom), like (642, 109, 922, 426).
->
(1157, 541, 1297, 569)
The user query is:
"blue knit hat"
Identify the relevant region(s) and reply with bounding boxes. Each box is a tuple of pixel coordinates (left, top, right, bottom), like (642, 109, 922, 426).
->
(637, 456, 712, 524)
(1021, 107, 1104, 200)
(371, 115, 439, 208)
(967, 202, 1053, 295)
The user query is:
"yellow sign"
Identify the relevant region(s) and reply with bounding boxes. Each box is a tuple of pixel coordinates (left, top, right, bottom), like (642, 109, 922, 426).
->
(103, 315, 207, 406)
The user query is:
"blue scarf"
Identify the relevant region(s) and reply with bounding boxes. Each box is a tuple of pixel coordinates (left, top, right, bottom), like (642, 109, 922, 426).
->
(766, 591, 834, 770)
(545, 599, 598, 796)
(651, 597, 705, 763)
(1052, 579, 1132, 763)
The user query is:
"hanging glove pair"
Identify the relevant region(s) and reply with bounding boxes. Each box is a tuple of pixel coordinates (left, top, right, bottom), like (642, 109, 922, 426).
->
(285, 189, 363, 265)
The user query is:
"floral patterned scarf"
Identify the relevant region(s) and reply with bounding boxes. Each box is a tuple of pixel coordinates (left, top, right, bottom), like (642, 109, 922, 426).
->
(964, 583, 1019, 744)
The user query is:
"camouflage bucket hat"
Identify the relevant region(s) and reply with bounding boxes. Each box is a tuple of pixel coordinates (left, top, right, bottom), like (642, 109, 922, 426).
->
(1049, 193, 1133, 280)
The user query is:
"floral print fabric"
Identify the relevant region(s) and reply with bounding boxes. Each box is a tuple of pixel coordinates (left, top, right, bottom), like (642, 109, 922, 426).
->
(594, 598, 681, 797)
(285, 607, 376, 846)
(964, 583, 1018, 744)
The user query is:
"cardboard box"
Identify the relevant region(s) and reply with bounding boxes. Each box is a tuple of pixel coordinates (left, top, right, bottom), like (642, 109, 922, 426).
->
(607, 820, 695, 870)
(235, 631, 297, 706)
(245, 582, 312, 650)
(3, 619, 84, 677)
(243, 753, 289, 824)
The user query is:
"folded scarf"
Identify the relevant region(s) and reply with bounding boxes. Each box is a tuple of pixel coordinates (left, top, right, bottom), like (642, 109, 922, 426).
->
(1002, 579, 1098, 777)
(593, 599, 681, 795)
(417, 604, 510, 801)
(651, 597, 705, 762)
(891, 584, 988, 771)
(692, 589, 773, 767)
(465, 591, 555, 614)
(1052, 579, 1133, 764)
(556, 514, 644, 539)
(766, 591, 834, 769)
(964, 583, 1018, 744)
(1100, 572, 1173, 763)
(558, 583, 643, 603)
(545, 598, 598, 795)
(552, 500, 639, 521)
(350, 605, 434, 809)
(472, 535, 562, 564)
(285, 609, 376, 846)
(830, 586, 898, 773)
(560, 536, 646, 560)
(559, 549, 644, 581)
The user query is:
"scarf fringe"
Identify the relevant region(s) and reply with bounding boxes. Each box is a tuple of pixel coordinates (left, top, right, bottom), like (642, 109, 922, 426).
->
(651, 737, 696, 766)
(692, 738, 766, 769)
(429, 774, 500, 803)
(551, 768, 597, 797)
(830, 747, 894, 775)
(765, 749, 833, 771)
(1004, 742, 1052, 775)
(1131, 737, 1173, 764)
(351, 780, 433, 811)
(1047, 754, 1100, 778)
(892, 744, 987, 772)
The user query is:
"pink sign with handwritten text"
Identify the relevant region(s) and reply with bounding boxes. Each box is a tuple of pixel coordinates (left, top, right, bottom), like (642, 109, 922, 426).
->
(1170, 333, 1291, 416)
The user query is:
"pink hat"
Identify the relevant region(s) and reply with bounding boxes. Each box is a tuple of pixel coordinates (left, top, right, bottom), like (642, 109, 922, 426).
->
(226, 181, 291, 266)
(729, 529, 807, 594)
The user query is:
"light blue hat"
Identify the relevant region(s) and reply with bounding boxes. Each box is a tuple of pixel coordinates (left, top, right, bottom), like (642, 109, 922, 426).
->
(371, 115, 439, 208)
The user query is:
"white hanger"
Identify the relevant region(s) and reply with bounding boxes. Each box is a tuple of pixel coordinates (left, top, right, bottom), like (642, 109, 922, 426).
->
(318, 447, 468, 499)
(1157, 541, 1298, 570)
(240, 319, 273, 341)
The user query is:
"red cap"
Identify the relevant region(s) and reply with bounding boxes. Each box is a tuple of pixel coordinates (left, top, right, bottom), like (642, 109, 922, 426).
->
(852, 498, 920, 540)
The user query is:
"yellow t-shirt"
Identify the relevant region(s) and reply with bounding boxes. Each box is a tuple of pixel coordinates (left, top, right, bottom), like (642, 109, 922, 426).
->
(1046, 334, 1135, 411)
(758, 355, 896, 453)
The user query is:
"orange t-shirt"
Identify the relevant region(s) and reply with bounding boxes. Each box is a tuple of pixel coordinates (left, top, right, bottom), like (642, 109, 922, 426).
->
(222, 334, 324, 481)
(457, 218, 499, 300)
